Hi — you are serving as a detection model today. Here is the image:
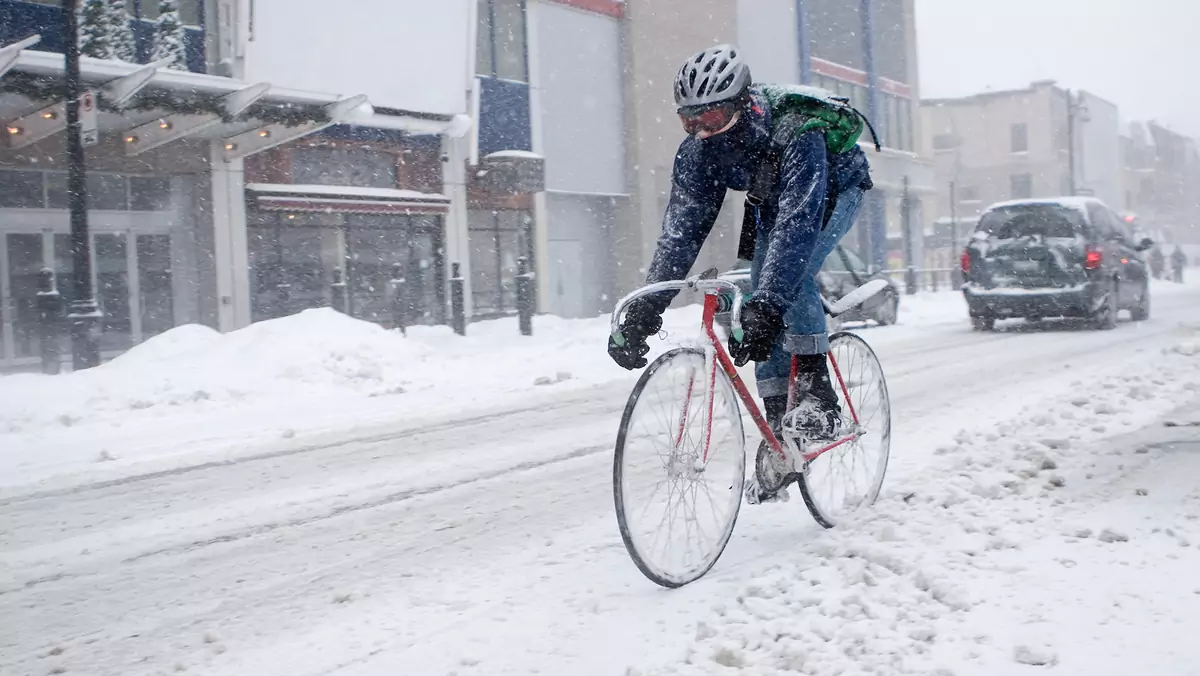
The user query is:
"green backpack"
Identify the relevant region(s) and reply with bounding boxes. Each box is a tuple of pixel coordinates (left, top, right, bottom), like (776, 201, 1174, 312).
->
(738, 83, 880, 261)
(755, 83, 879, 155)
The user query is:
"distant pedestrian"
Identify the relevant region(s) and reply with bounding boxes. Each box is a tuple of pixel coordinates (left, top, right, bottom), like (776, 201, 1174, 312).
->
(1149, 246, 1165, 280)
(1171, 245, 1187, 283)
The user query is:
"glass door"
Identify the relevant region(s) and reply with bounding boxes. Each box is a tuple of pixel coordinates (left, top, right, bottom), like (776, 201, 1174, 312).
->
(95, 233, 133, 351)
(5, 233, 48, 361)
(136, 235, 174, 338)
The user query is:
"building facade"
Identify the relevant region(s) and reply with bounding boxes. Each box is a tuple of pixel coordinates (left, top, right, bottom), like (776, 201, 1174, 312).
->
(1122, 121, 1200, 245)
(541, 0, 936, 318)
(737, 0, 934, 272)
(921, 81, 1122, 224)
(0, 0, 470, 370)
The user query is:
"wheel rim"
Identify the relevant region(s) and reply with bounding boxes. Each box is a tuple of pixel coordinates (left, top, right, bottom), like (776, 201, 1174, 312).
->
(799, 334, 890, 526)
(615, 349, 745, 586)
(881, 295, 897, 324)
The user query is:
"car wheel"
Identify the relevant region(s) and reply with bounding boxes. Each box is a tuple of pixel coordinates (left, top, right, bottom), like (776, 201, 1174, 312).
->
(874, 291, 898, 326)
(970, 314, 995, 331)
(1091, 280, 1118, 330)
(1131, 280, 1151, 321)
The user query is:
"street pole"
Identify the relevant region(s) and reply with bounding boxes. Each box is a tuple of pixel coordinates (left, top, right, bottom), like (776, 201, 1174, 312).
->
(1066, 89, 1077, 197)
(950, 180, 962, 287)
(64, 0, 102, 369)
(901, 175, 917, 295)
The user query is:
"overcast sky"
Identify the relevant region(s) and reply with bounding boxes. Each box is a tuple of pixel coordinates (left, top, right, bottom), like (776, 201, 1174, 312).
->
(915, 0, 1200, 137)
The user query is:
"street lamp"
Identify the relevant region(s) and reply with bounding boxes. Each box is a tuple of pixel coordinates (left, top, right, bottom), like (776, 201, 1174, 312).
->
(1066, 89, 1091, 197)
(63, 0, 102, 369)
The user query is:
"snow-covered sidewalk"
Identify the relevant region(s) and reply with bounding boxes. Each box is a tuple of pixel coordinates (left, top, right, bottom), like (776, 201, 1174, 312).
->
(637, 339, 1200, 675)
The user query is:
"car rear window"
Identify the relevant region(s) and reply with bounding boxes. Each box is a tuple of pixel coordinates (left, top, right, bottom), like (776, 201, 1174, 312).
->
(976, 205, 1085, 239)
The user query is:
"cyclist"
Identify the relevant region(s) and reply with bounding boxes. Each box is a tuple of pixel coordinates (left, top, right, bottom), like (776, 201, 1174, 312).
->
(607, 44, 875, 499)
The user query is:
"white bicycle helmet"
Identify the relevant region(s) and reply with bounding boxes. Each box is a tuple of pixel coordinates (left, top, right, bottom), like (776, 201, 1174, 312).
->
(673, 44, 753, 111)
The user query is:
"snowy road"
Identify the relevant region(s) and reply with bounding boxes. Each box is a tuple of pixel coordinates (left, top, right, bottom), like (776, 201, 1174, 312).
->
(3, 285, 1200, 675)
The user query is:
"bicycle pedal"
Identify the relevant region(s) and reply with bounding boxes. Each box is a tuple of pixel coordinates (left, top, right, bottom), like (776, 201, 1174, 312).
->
(745, 481, 790, 505)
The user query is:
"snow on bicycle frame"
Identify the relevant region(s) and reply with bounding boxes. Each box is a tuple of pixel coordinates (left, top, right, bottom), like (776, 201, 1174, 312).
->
(609, 268, 887, 470)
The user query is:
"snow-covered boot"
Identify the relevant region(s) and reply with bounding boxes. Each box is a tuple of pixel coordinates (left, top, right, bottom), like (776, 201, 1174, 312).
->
(747, 395, 794, 504)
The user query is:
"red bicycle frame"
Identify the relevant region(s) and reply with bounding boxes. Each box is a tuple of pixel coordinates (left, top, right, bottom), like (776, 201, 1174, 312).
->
(678, 293, 861, 467)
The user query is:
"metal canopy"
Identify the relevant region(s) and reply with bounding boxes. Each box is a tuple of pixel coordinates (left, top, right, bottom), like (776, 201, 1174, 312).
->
(220, 95, 368, 162)
(0, 35, 461, 156)
(123, 82, 269, 156)
(0, 35, 40, 80)
(5, 57, 167, 149)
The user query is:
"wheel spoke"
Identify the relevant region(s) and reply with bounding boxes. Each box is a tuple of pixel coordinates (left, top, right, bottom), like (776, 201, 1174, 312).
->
(800, 334, 890, 527)
(615, 349, 745, 587)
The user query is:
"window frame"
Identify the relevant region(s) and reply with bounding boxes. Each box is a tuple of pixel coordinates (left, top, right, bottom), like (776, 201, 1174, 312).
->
(476, 0, 529, 83)
(1011, 122, 1029, 153)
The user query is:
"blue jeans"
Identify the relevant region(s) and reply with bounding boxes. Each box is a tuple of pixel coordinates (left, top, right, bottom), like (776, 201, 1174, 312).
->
(750, 185, 865, 398)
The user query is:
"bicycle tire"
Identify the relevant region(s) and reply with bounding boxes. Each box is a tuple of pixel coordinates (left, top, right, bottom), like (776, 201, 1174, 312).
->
(796, 331, 891, 529)
(613, 347, 746, 588)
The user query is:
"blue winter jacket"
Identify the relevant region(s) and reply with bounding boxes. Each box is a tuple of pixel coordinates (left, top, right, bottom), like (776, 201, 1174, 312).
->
(642, 87, 873, 315)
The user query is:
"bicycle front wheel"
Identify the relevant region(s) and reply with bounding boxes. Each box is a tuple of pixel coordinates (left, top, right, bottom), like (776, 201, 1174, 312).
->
(614, 347, 746, 588)
(797, 331, 891, 528)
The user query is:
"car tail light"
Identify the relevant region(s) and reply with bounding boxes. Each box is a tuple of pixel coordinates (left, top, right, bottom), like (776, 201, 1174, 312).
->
(1085, 247, 1103, 270)
(960, 250, 971, 274)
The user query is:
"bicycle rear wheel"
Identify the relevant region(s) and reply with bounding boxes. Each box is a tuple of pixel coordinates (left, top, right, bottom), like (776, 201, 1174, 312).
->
(796, 332, 891, 528)
(614, 347, 746, 588)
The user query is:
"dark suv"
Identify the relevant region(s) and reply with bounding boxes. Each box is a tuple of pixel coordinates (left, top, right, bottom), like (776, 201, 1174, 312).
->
(961, 197, 1153, 330)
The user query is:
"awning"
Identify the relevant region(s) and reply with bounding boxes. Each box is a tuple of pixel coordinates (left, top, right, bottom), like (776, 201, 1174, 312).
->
(1, 36, 471, 161)
(246, 183, 451, 214)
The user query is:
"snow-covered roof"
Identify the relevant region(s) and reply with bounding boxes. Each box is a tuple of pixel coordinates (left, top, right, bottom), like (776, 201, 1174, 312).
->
(246, 183, 449, 202)
(245, 183, 450, 214)
(983, 196, 1104, 215)
(484, 150, 545, 161)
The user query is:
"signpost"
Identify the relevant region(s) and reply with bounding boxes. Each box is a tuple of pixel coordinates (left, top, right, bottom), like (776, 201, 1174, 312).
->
(79, 89, 97, 146)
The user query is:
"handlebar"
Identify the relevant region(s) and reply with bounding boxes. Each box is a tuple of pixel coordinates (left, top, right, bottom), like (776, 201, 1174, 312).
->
(610, 273, 745, 346)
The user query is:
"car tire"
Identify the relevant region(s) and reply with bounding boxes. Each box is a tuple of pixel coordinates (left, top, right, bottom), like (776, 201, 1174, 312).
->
(1091, 280, 1118, 330)
(874, 291, 898, 326)
(970, 314, 995, 331)
(1131, 280, 1151, 321)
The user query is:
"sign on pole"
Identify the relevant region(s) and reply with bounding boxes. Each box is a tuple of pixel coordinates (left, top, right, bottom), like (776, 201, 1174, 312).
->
(80, 90, 98, 146)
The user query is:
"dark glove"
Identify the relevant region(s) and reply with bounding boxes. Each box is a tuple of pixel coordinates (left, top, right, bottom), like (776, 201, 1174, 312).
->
(608, 299, 664, 370)
(729, 297, 785, 367)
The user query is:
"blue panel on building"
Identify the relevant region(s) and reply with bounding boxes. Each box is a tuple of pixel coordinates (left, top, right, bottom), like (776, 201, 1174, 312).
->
(0, 1, 205, 74)
(477, 77, 531, 156)
(0, 0, 67, 54)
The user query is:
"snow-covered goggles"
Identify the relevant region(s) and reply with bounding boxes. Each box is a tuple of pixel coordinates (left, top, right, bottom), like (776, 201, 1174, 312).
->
(678, 102, 739, 136)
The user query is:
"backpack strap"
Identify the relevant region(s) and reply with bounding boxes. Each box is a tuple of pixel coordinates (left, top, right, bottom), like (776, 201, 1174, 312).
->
(738, 113, 841, 261)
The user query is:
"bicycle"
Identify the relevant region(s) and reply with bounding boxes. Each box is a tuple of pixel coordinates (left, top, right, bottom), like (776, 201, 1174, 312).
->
(609, 269, 892, 588)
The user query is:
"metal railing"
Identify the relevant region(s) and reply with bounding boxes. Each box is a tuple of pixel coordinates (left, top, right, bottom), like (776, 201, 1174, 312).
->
(880, 267, 964, 294)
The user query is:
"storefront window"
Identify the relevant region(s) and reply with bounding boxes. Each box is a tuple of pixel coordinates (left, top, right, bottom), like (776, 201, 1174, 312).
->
(344, 214, 445, 327)
(247, 215, 328, 322)
(137, 0, 202, 26)
(137, 235, 174, 337)
(86, 174, 129, 211)
(6, 233, 45, 358)
(130, 176, 172, 211)
(0, 171, 44, 208)
(247, 212, 445, 327)
(291, 148, 398, 189)
(95, 233, 132, 351)
(468, 208, 533, 317)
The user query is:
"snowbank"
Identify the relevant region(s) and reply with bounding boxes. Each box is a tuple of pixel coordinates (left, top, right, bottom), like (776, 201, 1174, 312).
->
(0, 305, 698, 451)
(637, 333, 1200, 675)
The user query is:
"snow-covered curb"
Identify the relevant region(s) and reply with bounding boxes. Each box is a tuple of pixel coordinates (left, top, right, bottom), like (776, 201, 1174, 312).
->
(637, 334, 1200, 675)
